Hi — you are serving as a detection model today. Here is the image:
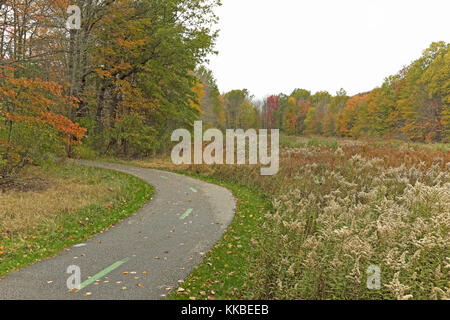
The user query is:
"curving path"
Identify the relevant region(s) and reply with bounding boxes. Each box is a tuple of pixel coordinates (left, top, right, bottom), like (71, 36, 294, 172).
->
(0, 161, 235, 300)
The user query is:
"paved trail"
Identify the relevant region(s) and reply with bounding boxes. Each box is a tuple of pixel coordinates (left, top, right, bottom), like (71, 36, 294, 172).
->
(0, 161, 235, 300)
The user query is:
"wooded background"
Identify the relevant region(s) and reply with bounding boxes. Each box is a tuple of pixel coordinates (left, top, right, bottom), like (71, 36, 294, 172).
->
(1, 1, 448, 179)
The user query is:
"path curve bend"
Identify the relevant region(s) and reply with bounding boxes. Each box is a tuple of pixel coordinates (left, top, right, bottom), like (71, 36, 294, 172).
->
(0, 161, 235, 300)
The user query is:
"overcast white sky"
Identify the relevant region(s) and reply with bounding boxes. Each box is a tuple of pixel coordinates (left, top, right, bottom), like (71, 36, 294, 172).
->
(206, 0, 450, 99)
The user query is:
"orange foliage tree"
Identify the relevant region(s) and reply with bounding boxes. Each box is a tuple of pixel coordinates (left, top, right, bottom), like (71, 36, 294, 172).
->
(0, 66, 85, 177)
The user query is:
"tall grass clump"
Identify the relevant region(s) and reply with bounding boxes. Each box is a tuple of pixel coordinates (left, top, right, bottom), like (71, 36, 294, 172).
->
(181, 140, 449, 300)
(254, 152, 449, 299)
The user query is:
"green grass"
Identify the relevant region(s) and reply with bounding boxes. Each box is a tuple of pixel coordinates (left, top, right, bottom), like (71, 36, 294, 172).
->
(307, 137, 339, 149)
(0, 163, 154, 278)
(280, 135, 340, 150)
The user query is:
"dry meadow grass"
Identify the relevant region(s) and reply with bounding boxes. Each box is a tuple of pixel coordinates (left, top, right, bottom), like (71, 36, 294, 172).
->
(0, 165, 122, 236)
(154, 137, 449, 300)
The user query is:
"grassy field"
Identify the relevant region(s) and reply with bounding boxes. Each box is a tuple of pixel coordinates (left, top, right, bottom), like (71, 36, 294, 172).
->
(123, 136, 449, 300)
(0, 163, 154, 278)
(6, 136, 446, 299)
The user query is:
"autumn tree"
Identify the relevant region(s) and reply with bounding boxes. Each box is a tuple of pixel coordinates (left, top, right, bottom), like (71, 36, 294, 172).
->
(70, 0, 221, 156)
(224, 89, 255, 129)
(398, 42, 450, 141)
(196, 66, 226, 130)
(0, 67, 85, 177)
(336, 94, 368, 137)
(0, 1, 86, 176)
(282, 96, 311, 135)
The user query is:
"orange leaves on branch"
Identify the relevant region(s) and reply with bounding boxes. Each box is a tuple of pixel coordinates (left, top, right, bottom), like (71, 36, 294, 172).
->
(39, 112, 86, 144)
(0, 71, 87, 149)
(116, 38, 147, 50)
(95, 68, 112, 79)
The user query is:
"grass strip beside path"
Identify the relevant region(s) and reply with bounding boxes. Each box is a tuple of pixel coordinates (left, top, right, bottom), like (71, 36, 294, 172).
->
(0, 163, 154, 278)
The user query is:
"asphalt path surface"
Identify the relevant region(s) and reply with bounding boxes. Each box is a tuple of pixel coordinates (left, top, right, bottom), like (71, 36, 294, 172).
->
(0, 161, 235, 300)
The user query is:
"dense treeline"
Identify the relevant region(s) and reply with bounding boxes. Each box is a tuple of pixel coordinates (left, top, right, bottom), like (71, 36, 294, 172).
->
(0, 0, 220, 177)
(0, 0, 448, 180)
(196, 70, 260, 131)
(263, 42, 449, 142)
(197, 41, 449, 142)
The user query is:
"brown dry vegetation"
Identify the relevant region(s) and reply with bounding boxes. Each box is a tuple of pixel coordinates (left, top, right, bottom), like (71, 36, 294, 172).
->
(0, 162, 154, 278)
(0, 165, 122, 236)
(136, 137, 449, 300)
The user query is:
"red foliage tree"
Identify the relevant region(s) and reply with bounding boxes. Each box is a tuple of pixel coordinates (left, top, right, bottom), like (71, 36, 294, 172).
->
(267, 95, 279, 130)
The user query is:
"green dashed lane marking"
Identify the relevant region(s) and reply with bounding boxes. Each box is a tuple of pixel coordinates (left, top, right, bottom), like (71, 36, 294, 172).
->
(72, 257, 130, 293)
(190, 187, 198, 193)
(180, 208, 193, 220)
(161, 176, 168, 179)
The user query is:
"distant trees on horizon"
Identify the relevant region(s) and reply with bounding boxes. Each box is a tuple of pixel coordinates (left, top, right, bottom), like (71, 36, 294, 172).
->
(199, 41, 449, 143)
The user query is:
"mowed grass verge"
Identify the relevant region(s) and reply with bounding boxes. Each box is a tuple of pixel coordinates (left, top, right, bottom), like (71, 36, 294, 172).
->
(0, 163, 154, 278)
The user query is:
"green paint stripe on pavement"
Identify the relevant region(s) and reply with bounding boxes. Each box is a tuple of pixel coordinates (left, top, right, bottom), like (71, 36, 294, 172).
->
(180, 208, 193, 220)
(77, 257, 130, 292)
(161, 176, 168, 179)
(190, 187, 198, 193)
